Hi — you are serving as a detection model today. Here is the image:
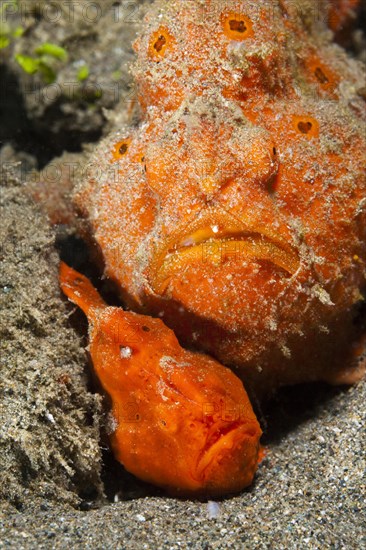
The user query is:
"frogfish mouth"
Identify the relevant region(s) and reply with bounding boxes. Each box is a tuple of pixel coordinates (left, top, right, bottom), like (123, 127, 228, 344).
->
(148, 208, 300, 294)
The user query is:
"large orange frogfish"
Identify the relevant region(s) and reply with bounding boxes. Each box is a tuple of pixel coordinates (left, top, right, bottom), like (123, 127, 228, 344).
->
(75, 0, 365, 390)
(65, 0, 365, 494)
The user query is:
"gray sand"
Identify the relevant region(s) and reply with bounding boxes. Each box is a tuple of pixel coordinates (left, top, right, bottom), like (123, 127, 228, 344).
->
(0, 169, 103, 509)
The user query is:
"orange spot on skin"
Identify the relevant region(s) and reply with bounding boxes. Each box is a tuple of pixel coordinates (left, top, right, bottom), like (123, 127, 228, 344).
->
(221, 12, 254, 40)
(59, 262, 262, 497)
(112, 138, 132, 161)
(305, 55, 339, 95)
(292, 116, 319, 138)
(148, 27, 175, 60)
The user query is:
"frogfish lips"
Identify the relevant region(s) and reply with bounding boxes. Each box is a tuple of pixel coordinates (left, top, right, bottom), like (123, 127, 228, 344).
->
(148, 209, 300, 294)
(193, 420, 261, 495)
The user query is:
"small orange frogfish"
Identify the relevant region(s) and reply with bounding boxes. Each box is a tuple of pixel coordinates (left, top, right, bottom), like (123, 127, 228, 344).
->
(59, 262, 262, 496)
(74, 0, 365, 394)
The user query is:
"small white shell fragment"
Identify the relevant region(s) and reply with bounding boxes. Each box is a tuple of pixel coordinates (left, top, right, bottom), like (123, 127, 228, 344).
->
(207, 501, 221, 519)
(45, 411, 55, 424)
(120, 346, 132, 358)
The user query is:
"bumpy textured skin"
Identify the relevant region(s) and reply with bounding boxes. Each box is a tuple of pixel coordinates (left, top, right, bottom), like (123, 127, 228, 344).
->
(59, 262, 262, 496)
(75, 0, 366, 394)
